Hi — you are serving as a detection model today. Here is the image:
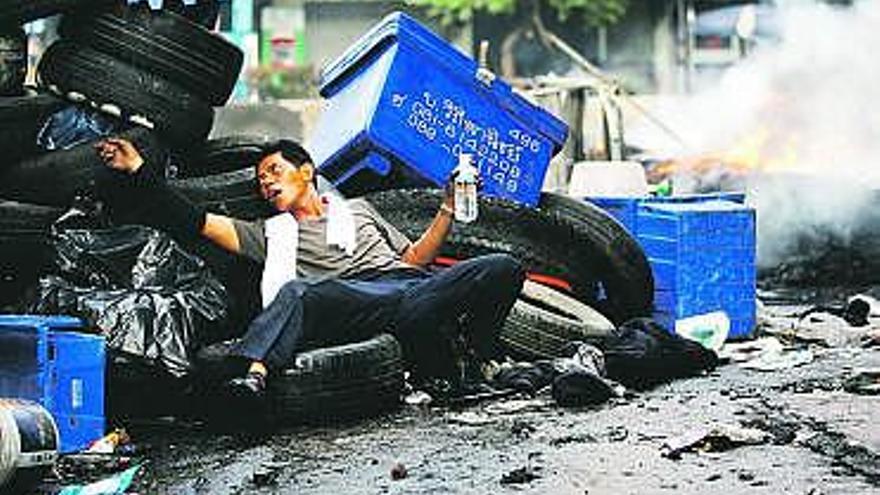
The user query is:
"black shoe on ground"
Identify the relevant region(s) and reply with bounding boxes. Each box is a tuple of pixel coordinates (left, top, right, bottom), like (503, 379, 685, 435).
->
(226, 371, 267, 400)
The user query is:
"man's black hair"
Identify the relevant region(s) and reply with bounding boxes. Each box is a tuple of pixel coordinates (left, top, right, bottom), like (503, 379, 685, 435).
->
(258, 139, 316, 186)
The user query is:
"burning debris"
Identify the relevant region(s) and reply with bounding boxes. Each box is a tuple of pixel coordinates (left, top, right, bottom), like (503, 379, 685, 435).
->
(635, 2, 880, 285)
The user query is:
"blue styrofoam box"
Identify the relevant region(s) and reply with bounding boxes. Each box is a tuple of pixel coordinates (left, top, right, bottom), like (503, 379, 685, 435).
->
(586, 192, 747, 235)
(635, 201, 756, 340)
(311, 12, 568, 206)
(0, 315, 105, 453)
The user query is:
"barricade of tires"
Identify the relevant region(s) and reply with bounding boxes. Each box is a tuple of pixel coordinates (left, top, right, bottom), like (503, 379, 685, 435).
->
(0, 1, 243, 309)
(0, 2, 410, 426)
(0, 1, 657, 424)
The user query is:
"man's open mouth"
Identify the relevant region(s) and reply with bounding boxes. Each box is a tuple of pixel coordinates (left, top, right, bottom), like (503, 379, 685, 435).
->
(265, 187, 282, 201)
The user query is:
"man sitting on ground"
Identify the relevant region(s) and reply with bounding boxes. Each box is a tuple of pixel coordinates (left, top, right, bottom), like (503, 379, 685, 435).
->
(96, 137, 525, 399)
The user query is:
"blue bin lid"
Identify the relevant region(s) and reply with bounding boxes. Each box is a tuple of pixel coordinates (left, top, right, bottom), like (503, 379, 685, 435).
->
(318, 11, 569, 153)
(0, 315, 83, 329)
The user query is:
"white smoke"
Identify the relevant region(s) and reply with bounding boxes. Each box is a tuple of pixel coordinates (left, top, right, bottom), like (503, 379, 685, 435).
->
(639, 1, 880, 269)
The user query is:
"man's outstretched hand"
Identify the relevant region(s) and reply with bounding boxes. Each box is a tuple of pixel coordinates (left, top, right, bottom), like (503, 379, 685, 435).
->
(95, 138, 144, 174)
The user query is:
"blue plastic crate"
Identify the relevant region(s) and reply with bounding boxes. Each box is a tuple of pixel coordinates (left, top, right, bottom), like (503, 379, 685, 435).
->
(586, 192, 747, 235)
(0, 315, 105, 453)
(635, 201, 756, 340)
(311, 12, 568, 206)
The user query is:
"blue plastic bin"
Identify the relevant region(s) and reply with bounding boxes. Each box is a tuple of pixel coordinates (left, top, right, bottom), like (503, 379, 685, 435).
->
(311, 12, 569, 206)
(585, 192, 747, 235)
(635, 201, 756, 339)
(0, 315, 105, 453)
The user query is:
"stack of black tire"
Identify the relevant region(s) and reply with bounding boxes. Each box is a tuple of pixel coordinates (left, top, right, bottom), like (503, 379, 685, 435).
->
(0, 1, 657, 424)
(0, 1, 408, 426)
(0, 0, 244, 308)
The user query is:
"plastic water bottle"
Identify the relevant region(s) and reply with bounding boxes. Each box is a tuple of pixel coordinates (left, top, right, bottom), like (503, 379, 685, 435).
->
(454, 153, 478, 223)
(674, 311, 730, 352)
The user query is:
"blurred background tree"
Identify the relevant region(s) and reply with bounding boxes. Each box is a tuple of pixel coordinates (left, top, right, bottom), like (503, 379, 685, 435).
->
(408, 0, 628, 78)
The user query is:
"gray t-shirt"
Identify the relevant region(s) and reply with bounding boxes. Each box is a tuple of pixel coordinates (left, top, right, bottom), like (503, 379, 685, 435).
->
(232, 198, 414, 280)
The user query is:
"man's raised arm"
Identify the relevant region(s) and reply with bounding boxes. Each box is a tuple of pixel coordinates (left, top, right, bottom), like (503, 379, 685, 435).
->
(96, 137, 242, 254)
(401, 189, 456, 267)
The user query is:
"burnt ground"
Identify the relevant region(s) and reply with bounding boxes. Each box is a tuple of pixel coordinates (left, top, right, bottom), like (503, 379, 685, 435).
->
(37, 298, 880, 495)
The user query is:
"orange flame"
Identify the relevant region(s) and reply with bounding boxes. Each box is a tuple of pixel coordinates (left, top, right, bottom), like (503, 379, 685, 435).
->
(650, 126, 800, 181)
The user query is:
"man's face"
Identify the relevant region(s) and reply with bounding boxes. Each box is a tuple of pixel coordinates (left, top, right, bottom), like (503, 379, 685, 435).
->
(256, 152, 313, 212)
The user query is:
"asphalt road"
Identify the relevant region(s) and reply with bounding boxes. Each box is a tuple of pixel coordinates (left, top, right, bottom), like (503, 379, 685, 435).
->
(36, 299, 880, 495)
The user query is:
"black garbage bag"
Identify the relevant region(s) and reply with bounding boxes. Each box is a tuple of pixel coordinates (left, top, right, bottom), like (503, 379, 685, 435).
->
(29, 225, 228, 377)
(601, 318, 718, 390)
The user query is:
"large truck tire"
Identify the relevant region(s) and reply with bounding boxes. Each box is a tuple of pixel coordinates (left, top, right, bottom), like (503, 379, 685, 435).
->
(364, 188, 653, 324)
(174, 135, 272, 178)
(536, 193, 654, 323)
(0, 0, 113, 26)
(60, 8, 243, 105)
(500, 280, 616, 361)
(169, 168, 274, 220)
(37, 40, 214, 149)
(0, 127, 167, 206)
(195, 334, 404, 424)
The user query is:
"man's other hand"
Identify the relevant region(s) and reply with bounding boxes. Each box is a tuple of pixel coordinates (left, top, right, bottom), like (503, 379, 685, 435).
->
(95, 138, 144, 174)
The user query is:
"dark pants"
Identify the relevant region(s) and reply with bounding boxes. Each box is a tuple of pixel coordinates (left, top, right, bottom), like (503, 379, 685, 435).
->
(233, 254, 525, 378)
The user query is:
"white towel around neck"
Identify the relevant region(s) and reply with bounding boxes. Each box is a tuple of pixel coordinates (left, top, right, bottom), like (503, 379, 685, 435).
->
(260, 193, 357, 308)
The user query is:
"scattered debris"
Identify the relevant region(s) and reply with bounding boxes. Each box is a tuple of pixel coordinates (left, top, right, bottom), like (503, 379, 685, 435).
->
(404, 391, 433, 406)
(500, 465, 541, 485)
(843, 368, 880, 395)
(390, 462, 408, 480)
(252, 460, 289, 487)
(741, 348, 814, 372)
(549, 433, 599, 447)
(722, 337, 815, 371)
(483, 398, 548, 415)
(252, 468, 277, 487)
(86, 429, 131, 455)
(661, 423, 770, 460)
(606, 425, 629, 442)
(447, 411, 494, 426)
(721, 337, 784, 363)
(793, 312, 869, 347)
(510, 420, 536, 438)
(57, 464, 141, 495)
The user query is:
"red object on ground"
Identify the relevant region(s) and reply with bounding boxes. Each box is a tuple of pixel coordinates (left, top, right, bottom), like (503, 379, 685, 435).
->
(433, 256, 572, 292)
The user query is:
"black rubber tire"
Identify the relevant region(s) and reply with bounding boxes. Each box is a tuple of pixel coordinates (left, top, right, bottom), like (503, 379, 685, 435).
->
(169, 167, 274, 220)
(60, 8, 243, 105)
(170, 169, 336, 220)
(0, 26, 27, 97)
(0, 199, 64, 232)
(536, 193, 654, 323)
(0, 127, 167, 206)
(500, 280, 616, 361)
(364, 188, 651, 324)
(270, 334, 404, 423)
(0, 93, 66, 165)
(37, 40, 214, 149)
(174, 135, 272, 178)
(0, 0, 114, 25)
(195, 334, 405, 424)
